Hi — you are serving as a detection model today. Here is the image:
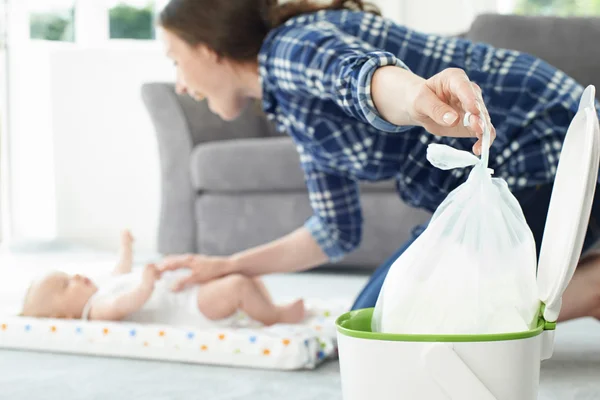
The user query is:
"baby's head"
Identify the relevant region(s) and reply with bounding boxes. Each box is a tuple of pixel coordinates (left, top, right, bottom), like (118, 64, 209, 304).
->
(20, 272, 98, 319)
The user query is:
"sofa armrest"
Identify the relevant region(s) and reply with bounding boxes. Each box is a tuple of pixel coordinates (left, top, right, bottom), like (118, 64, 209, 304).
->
(141, 82, 281, 254)
(141, 82, 198, 254)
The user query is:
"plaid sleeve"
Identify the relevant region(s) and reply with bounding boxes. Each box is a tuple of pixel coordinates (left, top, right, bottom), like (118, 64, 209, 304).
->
(263, 22, 412, 133)
(298, 146, 363, 262)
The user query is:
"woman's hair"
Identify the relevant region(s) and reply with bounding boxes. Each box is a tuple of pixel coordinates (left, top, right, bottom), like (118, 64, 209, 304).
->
(159, 0, 381, 62)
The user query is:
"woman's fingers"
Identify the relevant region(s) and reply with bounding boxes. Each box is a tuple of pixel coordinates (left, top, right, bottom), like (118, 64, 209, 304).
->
(158, 254, 196, 272)
(419, 69, 493, 138)
(445, 68, 480, 115)
(465, 113, 484, 137)
(473, 140, 482, 156)
(469, 111, 496, 147)
(157, 254, 220, 290)
(470, 82, 497, 145)
(464, 110, 495, 156)
(171, 274, 201, 292)
(413, 86, 460, 128)
(412, 68, 497, 155)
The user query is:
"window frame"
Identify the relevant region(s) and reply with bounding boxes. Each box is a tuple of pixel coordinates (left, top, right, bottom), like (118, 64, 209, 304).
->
(19, 0, 161, 45)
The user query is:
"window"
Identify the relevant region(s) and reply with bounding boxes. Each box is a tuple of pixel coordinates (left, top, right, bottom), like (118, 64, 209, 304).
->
(29, 0, 76, 42)
(25, 0, 163, 43)
(109, 1, 155, 40)
(512, 0, 600, 15)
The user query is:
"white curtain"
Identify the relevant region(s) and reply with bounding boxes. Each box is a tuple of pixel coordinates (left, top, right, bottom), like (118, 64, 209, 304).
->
(0, 0, 8, 243)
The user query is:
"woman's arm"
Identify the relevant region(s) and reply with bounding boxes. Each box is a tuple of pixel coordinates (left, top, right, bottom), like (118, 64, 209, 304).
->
(263, 23, 494, 152)
(229, 226, 328, 276)
(162, 227, 328, 292)
(262, 22, 412, 132)
(161, 228, 328, 292)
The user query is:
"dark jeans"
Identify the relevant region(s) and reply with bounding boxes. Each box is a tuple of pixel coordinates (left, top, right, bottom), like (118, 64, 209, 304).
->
(351, 183, 600, 311)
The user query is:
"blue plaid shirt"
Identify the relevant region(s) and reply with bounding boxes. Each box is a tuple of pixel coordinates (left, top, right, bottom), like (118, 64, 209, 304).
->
(258, 9, 591, 262)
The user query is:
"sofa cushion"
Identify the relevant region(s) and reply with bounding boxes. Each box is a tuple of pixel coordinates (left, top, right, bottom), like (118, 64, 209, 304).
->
(190, 137, 396, 193)
(195, 191, 431, 268)
(466, 14, 600, 95)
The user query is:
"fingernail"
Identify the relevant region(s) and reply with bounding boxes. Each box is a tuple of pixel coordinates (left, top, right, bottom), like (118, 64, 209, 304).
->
(443, 112, 458, 125)
(463, 112, 472, 127)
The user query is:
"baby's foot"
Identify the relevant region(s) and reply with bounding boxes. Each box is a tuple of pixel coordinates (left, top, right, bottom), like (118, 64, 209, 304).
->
(121, 230, 134, 247)
(278, 299, 305, 324)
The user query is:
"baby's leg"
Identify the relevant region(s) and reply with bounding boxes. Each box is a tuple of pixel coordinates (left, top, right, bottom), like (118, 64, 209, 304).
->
(113, 230, 134, 275)
(253, 278, 272, 302)
(197, 275, 304, 326)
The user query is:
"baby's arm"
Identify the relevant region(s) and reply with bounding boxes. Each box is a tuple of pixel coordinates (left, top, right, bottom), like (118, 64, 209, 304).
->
(89, 264, 159, 321)
(113, 230, 134, 275)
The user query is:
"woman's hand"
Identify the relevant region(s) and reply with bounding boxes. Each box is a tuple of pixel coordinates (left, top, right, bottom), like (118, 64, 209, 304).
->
(408, 68, 496, 155)
(372, 67, 496, 155)
(158, 227, 328, 291)
(158, 254, 232, 291)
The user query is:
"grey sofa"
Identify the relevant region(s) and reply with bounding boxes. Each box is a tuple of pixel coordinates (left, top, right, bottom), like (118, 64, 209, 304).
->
(141, 13, 600, 269)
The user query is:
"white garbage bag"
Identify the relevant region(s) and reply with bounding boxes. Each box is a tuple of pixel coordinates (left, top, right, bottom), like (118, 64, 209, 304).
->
(372, 116, 540, 335)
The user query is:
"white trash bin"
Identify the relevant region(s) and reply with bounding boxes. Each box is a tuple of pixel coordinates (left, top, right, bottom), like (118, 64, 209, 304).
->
(336, 85, 600, 400)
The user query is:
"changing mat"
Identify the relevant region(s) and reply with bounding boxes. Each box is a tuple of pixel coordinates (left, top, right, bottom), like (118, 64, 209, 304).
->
(0, 299, 347, 370)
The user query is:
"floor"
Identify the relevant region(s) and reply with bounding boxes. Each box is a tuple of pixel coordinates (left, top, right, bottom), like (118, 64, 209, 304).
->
(0, 248, 599, 399)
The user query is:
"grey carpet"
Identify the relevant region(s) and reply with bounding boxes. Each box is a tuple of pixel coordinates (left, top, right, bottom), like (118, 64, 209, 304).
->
(0, 251, 599, 399)
(1, 318, 599, 400)
(0, 350, 342, 400)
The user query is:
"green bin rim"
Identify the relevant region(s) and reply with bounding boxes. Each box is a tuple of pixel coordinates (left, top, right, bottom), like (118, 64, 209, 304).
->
(336, 306, 555, 343)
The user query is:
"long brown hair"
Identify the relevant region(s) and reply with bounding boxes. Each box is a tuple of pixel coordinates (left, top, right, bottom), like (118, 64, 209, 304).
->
(159, 0, 381, 62)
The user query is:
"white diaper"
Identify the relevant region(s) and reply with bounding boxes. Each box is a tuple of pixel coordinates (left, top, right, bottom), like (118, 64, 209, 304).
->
(82, 270, 240, 329)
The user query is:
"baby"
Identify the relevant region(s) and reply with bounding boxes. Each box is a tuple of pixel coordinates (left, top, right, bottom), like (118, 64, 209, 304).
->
(20, 231, 305, 328)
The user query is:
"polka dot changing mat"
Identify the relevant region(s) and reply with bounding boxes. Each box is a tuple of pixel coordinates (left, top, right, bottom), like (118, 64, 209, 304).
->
(0, 299, 349, 370)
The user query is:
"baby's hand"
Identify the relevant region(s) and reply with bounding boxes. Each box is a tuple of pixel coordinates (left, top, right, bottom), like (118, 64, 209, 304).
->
(142, 263, 160, 289)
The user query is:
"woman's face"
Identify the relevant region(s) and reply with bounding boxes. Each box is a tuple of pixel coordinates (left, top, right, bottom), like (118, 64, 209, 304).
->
(160, 28, 250, 121)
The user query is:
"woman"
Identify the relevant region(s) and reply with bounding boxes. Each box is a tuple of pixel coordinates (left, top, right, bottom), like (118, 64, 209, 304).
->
(158, 0, 600, 322)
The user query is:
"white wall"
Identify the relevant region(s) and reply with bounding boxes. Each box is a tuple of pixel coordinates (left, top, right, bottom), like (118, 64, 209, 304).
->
(5, 2, 68, 246)
(5, 2, 173, 253)
(50, 43, 173, 253)
(7, 43, 59, 242)
(8, 42, 172, 253)
(371, 0, 405, 25)
(373, 0, 500, 34)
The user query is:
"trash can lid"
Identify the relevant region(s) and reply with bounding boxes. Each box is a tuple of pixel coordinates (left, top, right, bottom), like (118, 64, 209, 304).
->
(537, 85, 600, 322)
